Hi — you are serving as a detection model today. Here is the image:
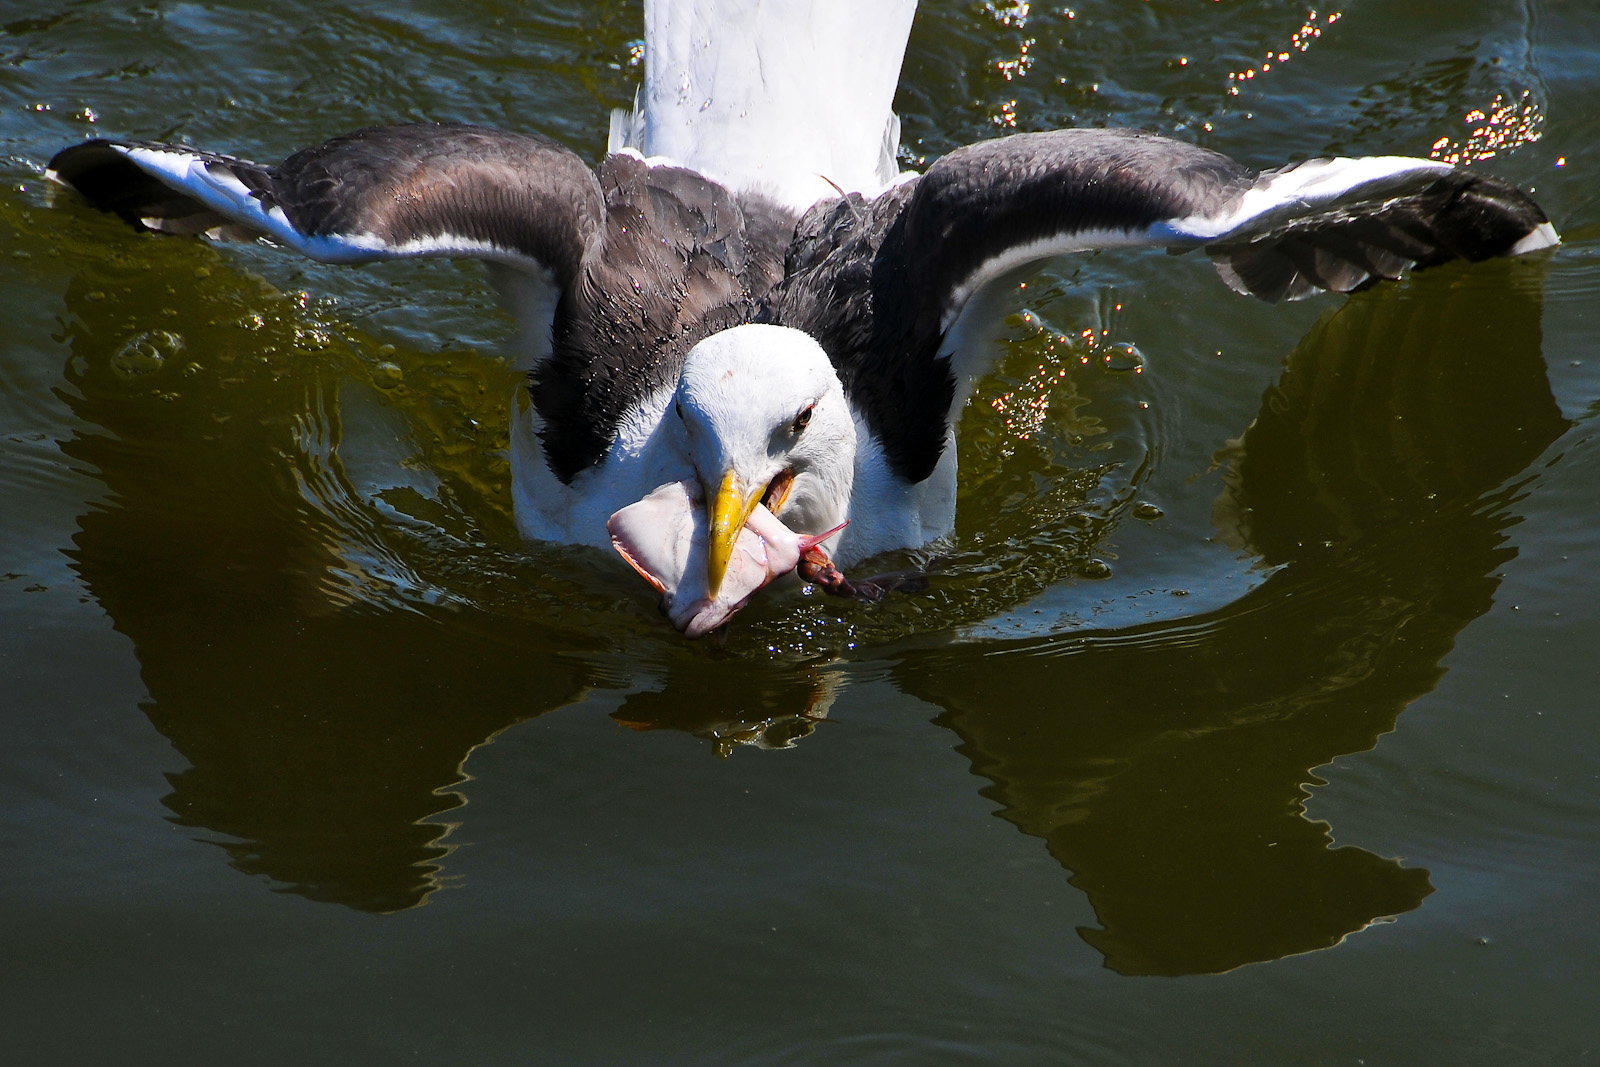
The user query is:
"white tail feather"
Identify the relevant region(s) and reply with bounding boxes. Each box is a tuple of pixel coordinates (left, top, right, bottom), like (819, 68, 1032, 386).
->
(614, 0, 918, 213)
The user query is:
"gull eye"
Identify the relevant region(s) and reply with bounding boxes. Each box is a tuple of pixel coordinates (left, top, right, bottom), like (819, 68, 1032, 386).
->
(791, 403, 814, 436)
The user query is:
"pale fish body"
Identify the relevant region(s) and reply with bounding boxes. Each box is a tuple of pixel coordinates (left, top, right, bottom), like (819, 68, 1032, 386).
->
(607, 481, 841, 638)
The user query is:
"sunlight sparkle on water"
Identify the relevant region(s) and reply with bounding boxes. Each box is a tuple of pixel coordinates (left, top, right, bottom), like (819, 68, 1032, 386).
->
(1429, 90, 1544, 166)
(1226, 11, 1340, 97)
(985, 0, 1035, 123)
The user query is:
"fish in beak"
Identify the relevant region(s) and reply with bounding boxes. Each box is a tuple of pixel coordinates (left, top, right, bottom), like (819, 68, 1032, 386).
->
(608, 480, 843, 638)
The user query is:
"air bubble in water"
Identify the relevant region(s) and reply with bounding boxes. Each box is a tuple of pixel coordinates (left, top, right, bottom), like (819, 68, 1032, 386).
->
(1080, 558, 1113, 579)
(375, 361, 404, 389)
(1101, 342, 1144, 373)
(1133, 502, 1164, 521)
(111, 330, 184, 379)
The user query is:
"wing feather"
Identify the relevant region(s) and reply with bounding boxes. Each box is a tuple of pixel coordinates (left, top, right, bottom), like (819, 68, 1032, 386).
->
(890, 129, 1556, 316)
(48, 123, 604, 287)
(785, 128, 1557, 484)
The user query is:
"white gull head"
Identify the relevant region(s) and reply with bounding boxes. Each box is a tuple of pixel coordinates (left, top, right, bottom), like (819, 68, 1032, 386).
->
(603, 323, 857, 636)
(672, 323, 856, 596)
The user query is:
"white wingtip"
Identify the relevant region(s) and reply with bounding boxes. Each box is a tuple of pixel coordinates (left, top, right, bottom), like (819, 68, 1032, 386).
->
(1510, 221, 1560, 255)
(1163, 155, 1453, 244)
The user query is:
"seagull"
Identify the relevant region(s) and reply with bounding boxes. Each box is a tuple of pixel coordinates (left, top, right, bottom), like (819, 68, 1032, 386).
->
(45, 0, 1558, 636)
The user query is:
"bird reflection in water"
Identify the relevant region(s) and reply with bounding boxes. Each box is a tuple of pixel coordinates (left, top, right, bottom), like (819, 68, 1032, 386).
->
(56, 257, 595, 914)
(612, 660, 841, 755)
(896, 258, 1566, 974)
(58, 250, 1563, 971)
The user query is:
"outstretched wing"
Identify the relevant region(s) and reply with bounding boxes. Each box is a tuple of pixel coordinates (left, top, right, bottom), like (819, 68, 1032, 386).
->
(899, 128, 1556, 320)
(48, 123, 605, 359)
(777, 127, 1556, 485)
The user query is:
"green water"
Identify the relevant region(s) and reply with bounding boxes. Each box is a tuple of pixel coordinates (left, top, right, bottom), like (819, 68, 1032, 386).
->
(3, 0, 1598, 1062)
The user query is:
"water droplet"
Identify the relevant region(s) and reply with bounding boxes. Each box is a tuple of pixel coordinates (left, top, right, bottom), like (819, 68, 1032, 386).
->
(1133, 502, 1163, 521)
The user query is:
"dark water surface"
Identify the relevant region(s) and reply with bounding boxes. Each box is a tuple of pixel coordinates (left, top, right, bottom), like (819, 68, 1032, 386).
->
(4, 1, 1599, 1062)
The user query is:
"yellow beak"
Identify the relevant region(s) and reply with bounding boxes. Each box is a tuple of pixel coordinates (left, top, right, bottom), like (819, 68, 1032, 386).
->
(706, 470, 760, 598)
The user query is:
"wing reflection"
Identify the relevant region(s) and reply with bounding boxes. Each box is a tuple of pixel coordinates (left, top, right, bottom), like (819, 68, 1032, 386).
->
(56, 269, 593, 913)
(897, 260, 1566, 975)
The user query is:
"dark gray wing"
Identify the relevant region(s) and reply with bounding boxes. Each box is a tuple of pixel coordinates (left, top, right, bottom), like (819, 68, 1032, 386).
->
(897, 128, 1556, 317)
(776, 128, 1556, 485)
(47, 123, 603, 287)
